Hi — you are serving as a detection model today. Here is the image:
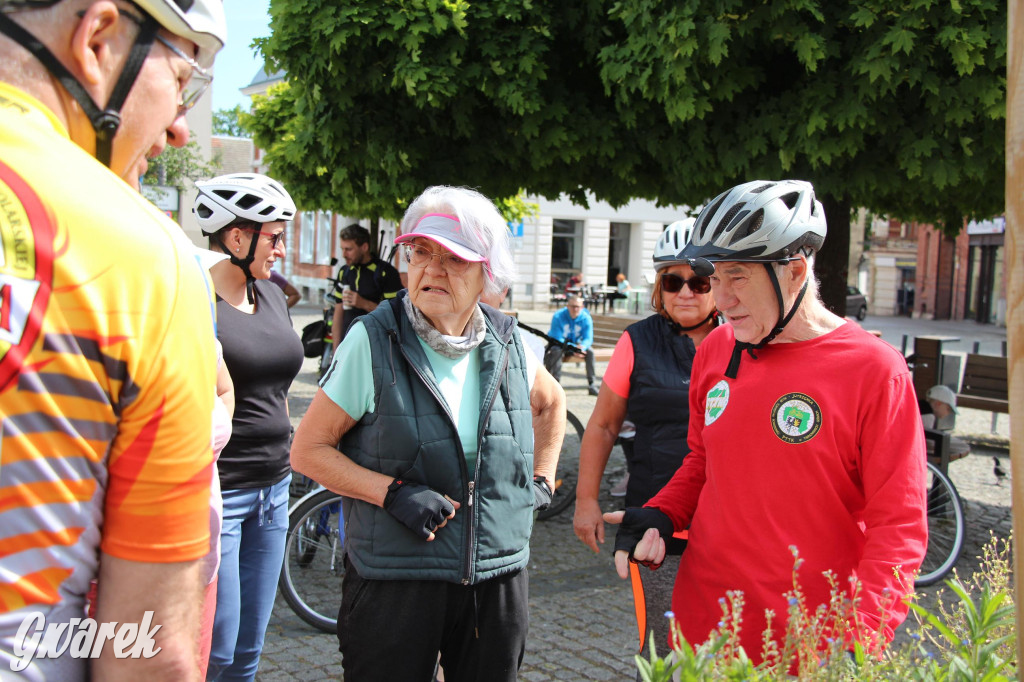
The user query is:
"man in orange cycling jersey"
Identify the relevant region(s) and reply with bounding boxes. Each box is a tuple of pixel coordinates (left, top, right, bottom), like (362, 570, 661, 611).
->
(0, 1, 226, 678)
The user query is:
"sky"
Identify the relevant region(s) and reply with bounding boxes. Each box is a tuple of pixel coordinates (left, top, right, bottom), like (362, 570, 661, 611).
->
(211, 0, 273, 112)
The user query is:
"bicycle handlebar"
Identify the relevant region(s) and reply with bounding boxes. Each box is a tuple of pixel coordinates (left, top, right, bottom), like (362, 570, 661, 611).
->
(515, 320, 587, 358)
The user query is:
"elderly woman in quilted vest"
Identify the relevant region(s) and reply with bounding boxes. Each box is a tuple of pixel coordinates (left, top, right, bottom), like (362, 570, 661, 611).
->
(291, 185, 566, 681)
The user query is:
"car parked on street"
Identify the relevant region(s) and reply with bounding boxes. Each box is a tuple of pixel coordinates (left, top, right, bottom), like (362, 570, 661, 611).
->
(847, 285, 869, 321)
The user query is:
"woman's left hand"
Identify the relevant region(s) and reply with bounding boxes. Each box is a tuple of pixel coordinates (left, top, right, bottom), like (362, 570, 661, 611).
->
(383, 480, 460, 541)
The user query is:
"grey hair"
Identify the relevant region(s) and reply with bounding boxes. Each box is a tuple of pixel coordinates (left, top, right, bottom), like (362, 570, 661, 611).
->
(400, 186, 516, 297)
(771, 253, 820, 302)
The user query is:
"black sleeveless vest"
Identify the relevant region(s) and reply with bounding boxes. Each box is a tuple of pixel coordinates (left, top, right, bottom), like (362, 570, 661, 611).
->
(624, 314, 696, 507)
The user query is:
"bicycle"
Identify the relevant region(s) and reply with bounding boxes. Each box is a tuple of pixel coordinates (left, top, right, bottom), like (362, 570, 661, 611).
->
(536, 409, 585, 521)
(278, 485, 345, 633)
(298, 257, 341, 380)
(916, 459, 965, 587)
(278, 408, 585, 631)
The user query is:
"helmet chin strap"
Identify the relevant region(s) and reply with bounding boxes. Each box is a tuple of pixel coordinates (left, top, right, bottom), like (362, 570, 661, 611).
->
(724, 263, 808, 379)
(0, 10, 158, 168)
(213, 234, 261, 304)
(666, 309, 718, 334)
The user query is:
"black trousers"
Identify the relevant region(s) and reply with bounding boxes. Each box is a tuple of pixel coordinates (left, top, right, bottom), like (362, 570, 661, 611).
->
(543, 343, 596, 386)
(338, 559, 528, 682)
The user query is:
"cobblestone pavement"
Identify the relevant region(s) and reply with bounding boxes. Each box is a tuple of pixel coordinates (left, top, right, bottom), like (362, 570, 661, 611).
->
(258, 307, 1011, 680)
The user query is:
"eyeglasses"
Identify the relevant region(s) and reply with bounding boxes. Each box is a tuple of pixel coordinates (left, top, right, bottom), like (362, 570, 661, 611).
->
(113, 9, 213, 115)
(242, 228, 286, 249)
(661, 273, 711, 295)
(403, 244, 475, 274)
(153, 33, 213, 114)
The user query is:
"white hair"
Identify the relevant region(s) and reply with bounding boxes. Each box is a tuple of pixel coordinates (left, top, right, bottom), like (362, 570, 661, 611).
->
(771, 253, 821, 302)
(401, 186, 516, 297)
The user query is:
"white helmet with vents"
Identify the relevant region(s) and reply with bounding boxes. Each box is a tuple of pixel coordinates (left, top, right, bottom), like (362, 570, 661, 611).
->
(652, 218, 696, 271)
(679, 180, 826, 274)
(135, 0, 226, 65)
(194, 173, 297, 235)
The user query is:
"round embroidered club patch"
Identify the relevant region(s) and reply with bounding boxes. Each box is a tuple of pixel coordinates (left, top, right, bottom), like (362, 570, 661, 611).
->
(770, 392, 822, 444)
(0, 160, 54, 392)
(705, 380, 730, 425)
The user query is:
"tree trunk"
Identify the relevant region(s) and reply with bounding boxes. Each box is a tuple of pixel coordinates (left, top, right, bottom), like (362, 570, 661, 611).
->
(369, 215, 381, 258)
(817, 193, 851, 317)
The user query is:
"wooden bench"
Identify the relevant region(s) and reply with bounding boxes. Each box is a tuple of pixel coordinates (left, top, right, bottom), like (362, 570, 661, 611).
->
(956, 353, 1008, 432)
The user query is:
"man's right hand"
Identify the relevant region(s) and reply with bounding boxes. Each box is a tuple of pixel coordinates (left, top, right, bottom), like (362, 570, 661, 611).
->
(573, 498, 605, 553)
(383, 479, 459, 541)
(604, 508, 674, 579)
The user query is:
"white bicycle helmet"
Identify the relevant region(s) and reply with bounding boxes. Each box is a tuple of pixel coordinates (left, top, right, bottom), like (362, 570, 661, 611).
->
(679, 180, 826, 273)
(194, 173, 297, 235)
(134, 0, 227, 66)
(652, 218, 696, 271)
(194, 173, 296, 304)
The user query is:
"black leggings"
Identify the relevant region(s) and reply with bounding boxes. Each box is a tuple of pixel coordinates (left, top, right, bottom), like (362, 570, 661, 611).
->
(338, 560, 528, 682)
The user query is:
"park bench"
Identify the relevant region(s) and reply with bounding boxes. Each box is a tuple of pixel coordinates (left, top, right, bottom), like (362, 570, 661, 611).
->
(956, 353, 1009, 432)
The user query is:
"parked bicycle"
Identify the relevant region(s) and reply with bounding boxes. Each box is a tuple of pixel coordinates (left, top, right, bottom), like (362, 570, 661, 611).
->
(298, 257, 341, 380)
(279, 485, 344, 633)
(917, 459, 965, 586)
(279, 407, 586, 631)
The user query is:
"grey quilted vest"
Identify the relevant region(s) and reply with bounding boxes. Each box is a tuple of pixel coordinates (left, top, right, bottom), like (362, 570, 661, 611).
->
(339, 294, 535, 584)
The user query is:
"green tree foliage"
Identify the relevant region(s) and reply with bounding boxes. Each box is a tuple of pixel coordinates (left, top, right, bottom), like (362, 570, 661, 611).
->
(213, 104, 252, 138)
(249, 0, 1005, 310)
(141, 138, 218, 191)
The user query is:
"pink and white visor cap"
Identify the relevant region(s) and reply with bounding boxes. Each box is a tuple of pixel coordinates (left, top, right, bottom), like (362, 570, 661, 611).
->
(394, 213, 489, 264)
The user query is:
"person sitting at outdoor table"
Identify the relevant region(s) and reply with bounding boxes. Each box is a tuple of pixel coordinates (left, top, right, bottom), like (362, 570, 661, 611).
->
(290, 185, 565, 681)
(922, 384, 970, 462)
(608, 272, 631, 308)
(545, 295, 599, 395)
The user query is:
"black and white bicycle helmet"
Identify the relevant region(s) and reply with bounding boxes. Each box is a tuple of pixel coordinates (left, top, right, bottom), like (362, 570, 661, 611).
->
(0, 0, 226, 167)
(194, 173, 296, 304)
(679, 180, 828, 378)
(194, 173, 297, 234)
(652, 218, 696, 271)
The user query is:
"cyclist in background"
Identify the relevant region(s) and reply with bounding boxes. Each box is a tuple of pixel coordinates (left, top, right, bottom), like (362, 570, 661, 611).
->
(0, 0, 226, 678)
(607, 180, 927, 663)
(330, 223, 402, 344)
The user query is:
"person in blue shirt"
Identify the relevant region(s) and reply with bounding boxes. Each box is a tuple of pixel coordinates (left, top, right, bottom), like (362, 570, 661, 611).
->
(545, 295, 598, 395)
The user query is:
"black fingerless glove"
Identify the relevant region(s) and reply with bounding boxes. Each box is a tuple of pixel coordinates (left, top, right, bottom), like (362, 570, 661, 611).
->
(383, 478, 454, 540)
(613, 507, 675, 567)
(533, 476, 553, 511)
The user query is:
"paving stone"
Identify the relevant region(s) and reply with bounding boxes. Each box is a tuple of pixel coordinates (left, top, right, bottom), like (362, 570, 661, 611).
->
(260, 307, 1011, 680)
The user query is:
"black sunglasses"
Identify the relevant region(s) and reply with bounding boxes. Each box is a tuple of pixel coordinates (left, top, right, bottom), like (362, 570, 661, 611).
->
(661, 273, 711, 295)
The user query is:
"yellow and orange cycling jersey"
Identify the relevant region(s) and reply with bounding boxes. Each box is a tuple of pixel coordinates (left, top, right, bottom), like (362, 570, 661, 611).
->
(0, 83, 215, 632)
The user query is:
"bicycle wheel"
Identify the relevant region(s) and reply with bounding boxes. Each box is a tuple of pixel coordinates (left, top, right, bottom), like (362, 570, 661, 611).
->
(279, 488, 345, 632)
(537, 409, 585, 520)
(915, 461, 965, 587)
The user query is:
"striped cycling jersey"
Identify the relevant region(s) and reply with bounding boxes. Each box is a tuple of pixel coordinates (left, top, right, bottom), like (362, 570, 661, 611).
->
(0, 82, 216, 678)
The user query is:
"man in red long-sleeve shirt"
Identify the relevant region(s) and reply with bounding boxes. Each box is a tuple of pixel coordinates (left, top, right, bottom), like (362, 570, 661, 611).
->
(607, 180, 927, 664)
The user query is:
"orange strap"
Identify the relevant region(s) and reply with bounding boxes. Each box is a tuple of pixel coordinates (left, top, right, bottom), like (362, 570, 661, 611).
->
(628, 530, 688, 652)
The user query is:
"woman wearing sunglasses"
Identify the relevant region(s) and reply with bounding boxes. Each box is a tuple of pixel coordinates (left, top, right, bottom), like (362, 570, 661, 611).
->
(194, 173, 305, 680)
(573, 218, 718, 663)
